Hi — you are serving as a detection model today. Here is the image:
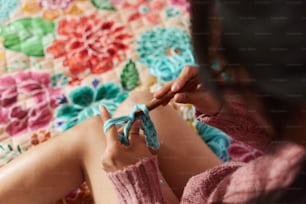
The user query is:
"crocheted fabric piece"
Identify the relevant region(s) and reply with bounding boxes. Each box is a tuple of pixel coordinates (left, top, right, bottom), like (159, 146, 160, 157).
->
(104, 104, 160, 150)
(136, 27, 197, 83)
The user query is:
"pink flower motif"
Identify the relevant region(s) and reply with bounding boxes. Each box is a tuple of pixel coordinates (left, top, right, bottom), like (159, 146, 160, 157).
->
(39, 0, 74, 10)
(168, 0, 190, 13)
(0, 76, 18, 108)
(0, 71, 62, 136)
(227, 140, 263, 163)
(16, 72, 61, 107)
(121, 0, 165, 24)
(47, 15, 132, 75)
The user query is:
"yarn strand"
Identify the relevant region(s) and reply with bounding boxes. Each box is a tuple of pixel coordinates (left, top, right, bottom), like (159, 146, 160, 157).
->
(103, 104, 160, 150)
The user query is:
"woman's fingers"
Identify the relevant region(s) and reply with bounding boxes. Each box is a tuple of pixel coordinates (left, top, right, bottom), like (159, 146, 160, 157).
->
(100, 105, 118, 146)
(153, 81, 173, 99)
(128, 120, 142, 145)
(171, 66, 199, 92)
(174, 92, 204, 104)
(154, 66, 199, 99)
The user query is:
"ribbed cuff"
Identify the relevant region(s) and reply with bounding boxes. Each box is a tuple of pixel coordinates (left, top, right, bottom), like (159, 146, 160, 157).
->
(107, 156, 165, 204)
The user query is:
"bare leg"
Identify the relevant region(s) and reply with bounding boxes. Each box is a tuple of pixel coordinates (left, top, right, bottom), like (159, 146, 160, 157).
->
(0, 89, 220, 203)
(0, 117, 118, 204)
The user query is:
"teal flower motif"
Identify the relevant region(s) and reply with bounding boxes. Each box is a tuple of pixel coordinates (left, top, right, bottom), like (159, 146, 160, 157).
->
(195, 120, 231, 162)
(136, 27, 196, 82)
(165, 8, 180, 18)
(56, 83, 128, 131)
(51, 73, 68, 87)
(0, 0, 19, 22)
(139, 5, 149, 14)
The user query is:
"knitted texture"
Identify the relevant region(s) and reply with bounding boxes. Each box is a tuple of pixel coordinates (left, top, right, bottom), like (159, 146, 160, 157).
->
(196, 91, 272, 152)
(104, 104, 160, 150)
(181, 162, 242, 203)
(106, 143, 306, 204)
(208, 142, 306, 203)
(107, 156, 165, 204)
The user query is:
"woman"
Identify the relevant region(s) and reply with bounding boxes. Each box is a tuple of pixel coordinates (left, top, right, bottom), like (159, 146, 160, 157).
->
(101, 0, 306, 203)
(1, 0, 306, 203)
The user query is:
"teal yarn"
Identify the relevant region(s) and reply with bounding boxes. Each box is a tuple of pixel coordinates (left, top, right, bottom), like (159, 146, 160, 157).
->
(103, 104, 160, 150)
(195, 120, 231, 162)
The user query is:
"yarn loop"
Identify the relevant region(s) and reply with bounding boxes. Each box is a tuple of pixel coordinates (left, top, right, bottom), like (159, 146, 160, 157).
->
(103, 104, 160, 150)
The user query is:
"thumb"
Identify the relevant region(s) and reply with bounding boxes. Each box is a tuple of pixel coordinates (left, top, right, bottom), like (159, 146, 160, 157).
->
(100, 105, 118, 146)
(173, 93, 195, 104)
(174, 92, 209, 105)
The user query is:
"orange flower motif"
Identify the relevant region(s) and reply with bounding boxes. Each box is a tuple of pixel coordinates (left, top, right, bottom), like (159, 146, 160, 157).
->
(47, 15, 132, 75)
(31, 130, 52, 145)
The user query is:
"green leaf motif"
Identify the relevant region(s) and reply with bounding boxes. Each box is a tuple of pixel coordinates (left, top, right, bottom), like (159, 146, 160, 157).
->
(121, 60, 140, 91)
(0, 18, 55, 57)
(91, 0, 115, 10)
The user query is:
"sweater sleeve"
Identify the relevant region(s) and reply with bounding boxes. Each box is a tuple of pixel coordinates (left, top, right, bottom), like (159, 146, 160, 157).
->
(106, 156, 166, 204)
(195, 91, 272, 152)
(181, 162, 243, 203)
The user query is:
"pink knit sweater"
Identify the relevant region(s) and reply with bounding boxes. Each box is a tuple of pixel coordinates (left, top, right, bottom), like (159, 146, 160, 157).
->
(107, 93, 306, 203)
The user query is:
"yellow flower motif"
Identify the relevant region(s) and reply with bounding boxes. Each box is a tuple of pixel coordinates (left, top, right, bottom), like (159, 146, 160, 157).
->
(64, 4, 83, 16)
(0, 51, 5, 61)
(0, 37, 4, 60)
(22, 1, 40, 13)
(22, 0, 83, 21)
(43, 10, 60, 21)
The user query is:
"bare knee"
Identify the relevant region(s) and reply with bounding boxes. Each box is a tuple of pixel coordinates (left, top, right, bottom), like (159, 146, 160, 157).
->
(69, 89, 153, 156)
(114, 89, 153, 117)
(68, 116, 106, 158)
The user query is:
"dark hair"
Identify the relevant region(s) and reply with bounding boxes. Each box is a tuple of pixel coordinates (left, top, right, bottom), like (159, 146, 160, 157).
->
(191, 0, 306, 105)
(190, 1, 306, 202)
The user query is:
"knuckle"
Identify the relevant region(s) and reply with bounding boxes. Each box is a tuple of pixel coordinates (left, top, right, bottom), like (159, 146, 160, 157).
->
(185, 65, 198, 76)
(183, 65, 191, 73)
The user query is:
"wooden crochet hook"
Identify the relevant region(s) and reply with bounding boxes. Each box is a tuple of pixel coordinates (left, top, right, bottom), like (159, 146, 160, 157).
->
(115, 77, 199, 134)
(116, 76, 199, 134)
(134, 76, 199, 117)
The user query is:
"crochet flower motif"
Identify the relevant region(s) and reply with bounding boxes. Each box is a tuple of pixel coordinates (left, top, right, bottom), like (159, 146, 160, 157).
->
(119, 0, 165, 24)
(39, 0, 74, 10)
(51, 73, 68, 87)
(47, 15, 132, 75)
(168, 0, 190, 13)
(31, 130, 52, 145)
(137, 27, 195, 82)
(23, 0, 83, 21)
(0, 72, 62, 136)
(0, 0, 19, 22)
(56, 83, 128, 131)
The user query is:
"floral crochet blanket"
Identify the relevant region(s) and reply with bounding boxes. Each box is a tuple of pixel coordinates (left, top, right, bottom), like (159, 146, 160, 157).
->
(0, 0, 245, 203)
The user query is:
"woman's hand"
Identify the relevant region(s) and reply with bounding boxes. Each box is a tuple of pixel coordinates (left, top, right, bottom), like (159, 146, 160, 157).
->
(100, 106, 152, 172)
(154, 66, 222, 116)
